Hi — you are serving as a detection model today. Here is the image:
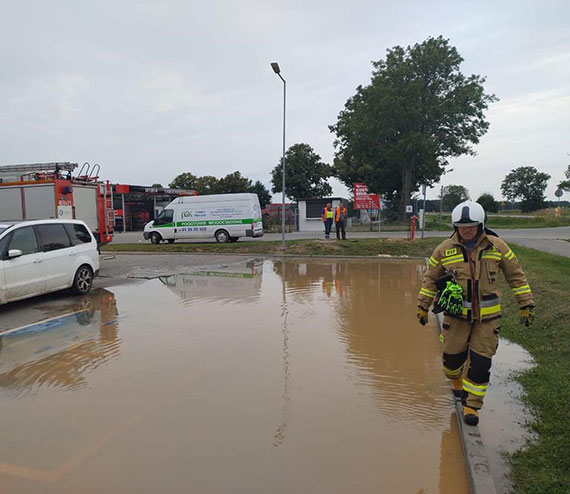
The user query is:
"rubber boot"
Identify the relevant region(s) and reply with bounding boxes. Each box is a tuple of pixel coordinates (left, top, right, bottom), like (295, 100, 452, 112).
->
(450, 377, 463, 398)
(463, 406, 479, 426)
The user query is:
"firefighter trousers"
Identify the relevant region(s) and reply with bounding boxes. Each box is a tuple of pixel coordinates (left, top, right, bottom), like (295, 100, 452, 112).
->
(440, 316, 500, 409)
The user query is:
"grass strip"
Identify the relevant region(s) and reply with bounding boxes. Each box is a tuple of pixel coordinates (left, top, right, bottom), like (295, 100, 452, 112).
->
(499, 245, 570, 493)
(102, 237, 443, 257)
(423, 214, 570, 230)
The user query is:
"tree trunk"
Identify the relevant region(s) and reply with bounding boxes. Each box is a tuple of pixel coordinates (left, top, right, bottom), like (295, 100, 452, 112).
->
(399, 160, 413, 222)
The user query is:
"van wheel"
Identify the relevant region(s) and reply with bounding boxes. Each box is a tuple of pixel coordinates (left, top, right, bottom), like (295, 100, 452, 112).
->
(150, 233, 161, 244)
(229, 237, 239, 243)
(215, 230, 230, 243)
(71, 265, 93, 295)
(167, 239, 175, 244)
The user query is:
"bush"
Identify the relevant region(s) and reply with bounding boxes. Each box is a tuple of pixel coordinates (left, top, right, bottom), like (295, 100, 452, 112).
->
(477, 192, 499, 213)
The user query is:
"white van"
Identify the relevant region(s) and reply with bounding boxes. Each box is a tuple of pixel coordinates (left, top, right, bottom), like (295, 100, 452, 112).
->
(143, 193, 264, 244)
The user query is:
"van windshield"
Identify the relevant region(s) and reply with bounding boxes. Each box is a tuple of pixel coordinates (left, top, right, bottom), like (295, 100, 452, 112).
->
(155, 209, 174, 226)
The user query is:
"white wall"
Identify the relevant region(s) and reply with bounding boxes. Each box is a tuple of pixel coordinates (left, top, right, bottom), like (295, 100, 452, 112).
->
(298, 198, 346, 233)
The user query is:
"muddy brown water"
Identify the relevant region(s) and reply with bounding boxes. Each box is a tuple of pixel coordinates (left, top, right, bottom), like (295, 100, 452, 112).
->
(0, 259, 473, 493)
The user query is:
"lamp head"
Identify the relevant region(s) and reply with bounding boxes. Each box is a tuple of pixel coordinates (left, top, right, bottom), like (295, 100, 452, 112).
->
(271, 62, 281, 74)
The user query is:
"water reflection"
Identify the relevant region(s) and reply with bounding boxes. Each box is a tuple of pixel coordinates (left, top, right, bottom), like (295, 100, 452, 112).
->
(158, 259, 263, 305)
(0, 289, 120, 395)
(275, 260, 449, 429)
(439, 412, 470, 493)
(0, 259, 468, 493)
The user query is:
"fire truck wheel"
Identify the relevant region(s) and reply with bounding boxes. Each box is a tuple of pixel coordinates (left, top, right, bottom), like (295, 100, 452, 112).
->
(150, 232, 162, 244)
(71, 265, 94, 295)
(167, 239, 175, 244)
(215, 229, 230, 243)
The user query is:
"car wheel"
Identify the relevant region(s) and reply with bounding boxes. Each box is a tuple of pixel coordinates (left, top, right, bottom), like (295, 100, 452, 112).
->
(150, 232, 161, 244)
(215, 230, 230, 243)
(167, 239, 175, 244)
(71, 265, 94, 295)
(229, 237, 239, 242)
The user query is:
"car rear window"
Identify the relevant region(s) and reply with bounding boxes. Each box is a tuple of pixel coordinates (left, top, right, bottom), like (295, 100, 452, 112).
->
(36, 224, 72, 252)
(64, 223, 93, 245)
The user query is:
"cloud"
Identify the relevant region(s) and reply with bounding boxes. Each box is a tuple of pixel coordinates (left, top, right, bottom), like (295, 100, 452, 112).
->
(0, 0, 569, 201)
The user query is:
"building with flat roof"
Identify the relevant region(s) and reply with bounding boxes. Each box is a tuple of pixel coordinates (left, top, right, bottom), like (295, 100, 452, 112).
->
(297, 197, 349, 232)
(113, 184, 196, 231)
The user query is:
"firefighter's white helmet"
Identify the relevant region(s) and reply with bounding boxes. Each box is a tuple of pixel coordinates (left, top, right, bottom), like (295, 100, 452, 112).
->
(451, 201, 485, 227)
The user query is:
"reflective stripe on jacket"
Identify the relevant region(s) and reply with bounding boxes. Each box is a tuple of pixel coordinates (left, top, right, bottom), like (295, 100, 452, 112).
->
(418, 230, 534, 322)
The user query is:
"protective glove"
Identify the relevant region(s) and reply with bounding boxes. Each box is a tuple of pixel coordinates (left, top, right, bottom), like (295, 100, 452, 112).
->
(417, 306, 429, 326)
(437, 281, 464, 316)
(520, 305, 535, 327)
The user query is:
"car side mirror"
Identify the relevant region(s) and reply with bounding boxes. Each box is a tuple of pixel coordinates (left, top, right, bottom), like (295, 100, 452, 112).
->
(8, 249, 23, 259)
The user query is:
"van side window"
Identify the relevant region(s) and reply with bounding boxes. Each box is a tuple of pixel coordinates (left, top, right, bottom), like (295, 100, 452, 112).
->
(36, 224, 72, 252)
(8, 227, 39, 256)
(155, 209, 174, 225)
(64, 223, 93, 244)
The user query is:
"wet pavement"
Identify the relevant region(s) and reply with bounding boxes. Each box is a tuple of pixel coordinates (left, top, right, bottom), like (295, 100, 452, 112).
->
(0, 257, 532, 493)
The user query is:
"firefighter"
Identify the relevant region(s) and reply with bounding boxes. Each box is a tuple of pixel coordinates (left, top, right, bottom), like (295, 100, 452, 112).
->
(417, 200, 535, 426)
(321, 202, 334, 239)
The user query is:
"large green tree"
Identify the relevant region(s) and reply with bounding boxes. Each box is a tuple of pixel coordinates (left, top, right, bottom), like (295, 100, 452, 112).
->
(195, 175, 222, 195)
(271, 143, 332, 201)
(330, 36, 497, 219)
(558, 164, 570, 192)
(169, 172, 198, 190)
(218, 171, 252, 193)
(501, 166, 551, 212)
(441, 184, 470, 211)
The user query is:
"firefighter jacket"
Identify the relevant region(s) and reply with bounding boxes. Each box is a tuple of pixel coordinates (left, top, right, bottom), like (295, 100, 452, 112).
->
(417, 230, 534, 322)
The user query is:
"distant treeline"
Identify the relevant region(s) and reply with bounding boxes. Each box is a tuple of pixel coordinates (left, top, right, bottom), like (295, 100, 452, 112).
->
(410, 199, 570, 213)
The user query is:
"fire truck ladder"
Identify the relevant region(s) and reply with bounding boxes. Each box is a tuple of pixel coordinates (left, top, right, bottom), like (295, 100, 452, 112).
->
(77, 162, 100, 182)
(0, 162, 77, 180)
(105, 181, 115, 236)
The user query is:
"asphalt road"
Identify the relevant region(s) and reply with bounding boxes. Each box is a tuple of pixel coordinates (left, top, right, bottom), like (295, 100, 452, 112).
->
(110, 227, 570, 258)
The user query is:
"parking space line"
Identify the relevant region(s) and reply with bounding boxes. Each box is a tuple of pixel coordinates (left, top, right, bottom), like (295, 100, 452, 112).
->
(0, 311, 85, 337)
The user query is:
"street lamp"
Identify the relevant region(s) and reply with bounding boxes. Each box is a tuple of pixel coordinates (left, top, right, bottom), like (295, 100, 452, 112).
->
(271, 62, 286, 251)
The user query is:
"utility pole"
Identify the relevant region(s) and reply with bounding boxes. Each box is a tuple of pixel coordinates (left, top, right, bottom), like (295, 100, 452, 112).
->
(439, 186, 444, 227)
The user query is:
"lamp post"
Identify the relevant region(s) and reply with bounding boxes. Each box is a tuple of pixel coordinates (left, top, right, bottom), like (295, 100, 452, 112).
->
(271, 62, 286, 251)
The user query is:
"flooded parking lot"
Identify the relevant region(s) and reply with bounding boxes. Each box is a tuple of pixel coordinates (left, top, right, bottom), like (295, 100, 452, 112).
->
(0, 259, 470, 493)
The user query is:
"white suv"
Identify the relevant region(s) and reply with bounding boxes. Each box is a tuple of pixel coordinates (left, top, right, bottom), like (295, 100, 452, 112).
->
(0, 219, 100, 305)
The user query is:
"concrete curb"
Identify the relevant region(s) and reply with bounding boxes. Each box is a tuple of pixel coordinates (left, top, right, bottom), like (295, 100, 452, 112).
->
(101, 251, 425, 260)
(454, 399, 498, 494)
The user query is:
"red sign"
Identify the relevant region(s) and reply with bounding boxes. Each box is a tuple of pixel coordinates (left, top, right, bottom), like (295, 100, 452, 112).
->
(353, 183, 381, 210)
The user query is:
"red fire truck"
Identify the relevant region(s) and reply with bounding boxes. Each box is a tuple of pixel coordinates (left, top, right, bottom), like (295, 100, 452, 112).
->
(0, 162, 114, 245)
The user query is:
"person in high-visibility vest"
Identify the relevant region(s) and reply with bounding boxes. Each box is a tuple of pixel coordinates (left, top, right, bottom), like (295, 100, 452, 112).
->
(335, 200, 347, 240)
(321, 202, 333, 239)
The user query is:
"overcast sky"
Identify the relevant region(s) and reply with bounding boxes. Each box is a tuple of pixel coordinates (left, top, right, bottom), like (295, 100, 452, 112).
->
(1, 0, 569, 202)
